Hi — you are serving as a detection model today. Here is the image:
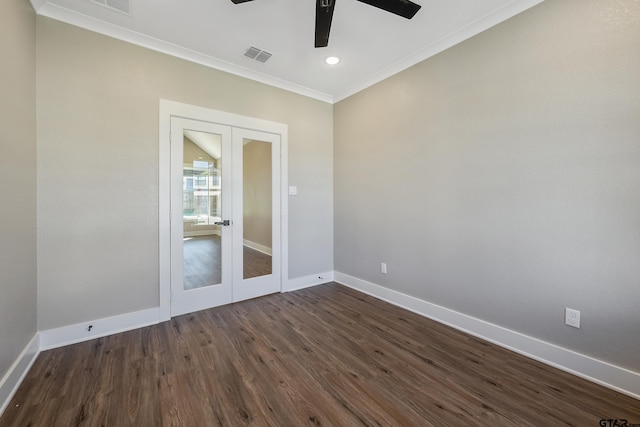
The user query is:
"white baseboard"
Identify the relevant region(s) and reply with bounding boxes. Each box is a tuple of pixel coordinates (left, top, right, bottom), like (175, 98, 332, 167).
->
(334, 271, 640, 400)
(243, 239, 272, 256)
(0, 333, 40, 418)
(285, 271, 334, 292)
(39, 307, 161, 351)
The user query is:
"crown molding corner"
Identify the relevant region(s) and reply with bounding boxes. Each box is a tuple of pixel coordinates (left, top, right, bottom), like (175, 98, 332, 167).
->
(29, 0, 48, 13)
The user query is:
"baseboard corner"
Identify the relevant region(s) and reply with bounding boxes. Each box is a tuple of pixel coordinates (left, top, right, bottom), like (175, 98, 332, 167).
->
(0, 333, 40, 418)
(285, 271, 335, 292)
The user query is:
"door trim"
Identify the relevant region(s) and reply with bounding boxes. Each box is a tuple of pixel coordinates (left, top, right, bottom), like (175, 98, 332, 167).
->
(159, 99, 289, 321)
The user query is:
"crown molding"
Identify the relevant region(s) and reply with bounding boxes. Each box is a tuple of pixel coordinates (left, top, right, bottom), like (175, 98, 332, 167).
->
(32, 2, 335, 104)
(33, 0, 544, 105)
(333, 0, 545, 102)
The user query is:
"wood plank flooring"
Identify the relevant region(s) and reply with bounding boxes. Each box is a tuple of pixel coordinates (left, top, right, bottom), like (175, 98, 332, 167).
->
(183, 235, 271, 289)
(183, 235, 223, 289)
(1, 283, 638, 426)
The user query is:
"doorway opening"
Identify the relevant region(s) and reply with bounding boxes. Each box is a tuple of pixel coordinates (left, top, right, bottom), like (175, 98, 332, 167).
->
(159, 100, 288, 320)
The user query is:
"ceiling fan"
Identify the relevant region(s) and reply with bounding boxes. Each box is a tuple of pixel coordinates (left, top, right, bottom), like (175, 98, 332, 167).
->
(230, 0, 421, 48)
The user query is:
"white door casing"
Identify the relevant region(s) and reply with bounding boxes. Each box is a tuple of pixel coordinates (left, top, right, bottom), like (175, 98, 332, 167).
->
(159, 100, 289, 320)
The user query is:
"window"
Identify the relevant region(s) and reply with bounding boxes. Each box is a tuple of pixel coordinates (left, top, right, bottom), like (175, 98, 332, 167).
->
(183, 161, 221, 225)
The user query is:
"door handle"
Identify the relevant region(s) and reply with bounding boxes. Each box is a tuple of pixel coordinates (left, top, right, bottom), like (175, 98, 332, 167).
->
(214, 220, 231, 226)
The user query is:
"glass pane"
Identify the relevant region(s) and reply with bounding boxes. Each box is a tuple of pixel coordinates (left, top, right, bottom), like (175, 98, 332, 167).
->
(243, 139, 273, 279)
(183, 130, 222, 290)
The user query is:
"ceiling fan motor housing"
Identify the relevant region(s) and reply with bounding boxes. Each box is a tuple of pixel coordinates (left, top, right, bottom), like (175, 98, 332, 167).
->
(230, 0, 421, 47)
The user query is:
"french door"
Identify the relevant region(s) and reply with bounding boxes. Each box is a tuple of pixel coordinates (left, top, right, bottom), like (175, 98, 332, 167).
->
(169, 117, 281, 316)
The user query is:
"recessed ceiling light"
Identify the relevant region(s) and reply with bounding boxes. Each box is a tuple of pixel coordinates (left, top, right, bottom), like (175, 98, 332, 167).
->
(325, 56, 340, 65)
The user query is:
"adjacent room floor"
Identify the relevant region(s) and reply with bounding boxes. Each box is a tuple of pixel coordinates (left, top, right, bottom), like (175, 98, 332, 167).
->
(183, 235, 272, 289)
(1, 283, 638, 426)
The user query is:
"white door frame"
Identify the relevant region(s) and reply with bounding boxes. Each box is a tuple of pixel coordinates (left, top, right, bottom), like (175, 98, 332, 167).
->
(159, 99, 289, 321)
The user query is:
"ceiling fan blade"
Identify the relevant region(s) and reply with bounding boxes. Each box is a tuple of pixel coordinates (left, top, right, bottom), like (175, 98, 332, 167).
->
(230, 0, 254, 4)
(357, 0, 420, 19)
(315, 0, 336, 48)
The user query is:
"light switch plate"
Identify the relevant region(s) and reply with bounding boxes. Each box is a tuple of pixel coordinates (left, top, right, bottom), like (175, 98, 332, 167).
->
(288, 186, 298, 196)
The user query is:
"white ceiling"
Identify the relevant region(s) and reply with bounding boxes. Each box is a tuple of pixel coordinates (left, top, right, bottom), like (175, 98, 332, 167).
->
(30, 0, 543, 103)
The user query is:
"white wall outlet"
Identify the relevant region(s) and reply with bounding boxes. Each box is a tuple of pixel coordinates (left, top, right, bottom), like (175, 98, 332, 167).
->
(565, 308, 580, 328)
(380, 263, 387, 274)
(288, 186, 298, 196)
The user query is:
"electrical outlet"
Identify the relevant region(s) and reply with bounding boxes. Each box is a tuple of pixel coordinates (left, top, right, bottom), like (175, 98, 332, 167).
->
(380, 263, 387, 274)
(565, 308, 580, 328)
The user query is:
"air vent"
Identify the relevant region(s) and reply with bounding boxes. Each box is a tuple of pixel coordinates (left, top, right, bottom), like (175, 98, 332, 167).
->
(244, 46, 272, 63)
(92, 0, 131, 14)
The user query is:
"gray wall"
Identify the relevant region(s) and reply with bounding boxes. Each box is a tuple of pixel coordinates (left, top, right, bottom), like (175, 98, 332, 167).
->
(36, 17, 333, 330)
(0, 0, 38, 378)
(334, 0, 640, 372)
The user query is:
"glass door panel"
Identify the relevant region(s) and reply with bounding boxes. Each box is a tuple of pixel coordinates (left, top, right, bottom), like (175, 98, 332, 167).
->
(182, 130, 223, 289)
(232, 129, 281, 303)
(242, 139, 273, 279)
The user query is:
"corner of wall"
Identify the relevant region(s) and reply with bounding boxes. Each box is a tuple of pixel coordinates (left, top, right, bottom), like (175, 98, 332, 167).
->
(0, 334, 40, 418)
(285, 271, 335, 293)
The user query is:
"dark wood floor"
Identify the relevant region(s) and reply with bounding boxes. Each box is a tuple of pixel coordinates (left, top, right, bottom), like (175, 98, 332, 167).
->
(2, 283, 638, 426)
(183, 235, 223, 289)
(184, 235, 271, 289)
